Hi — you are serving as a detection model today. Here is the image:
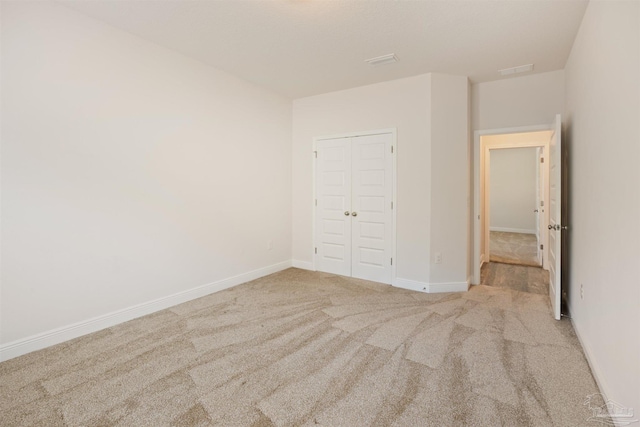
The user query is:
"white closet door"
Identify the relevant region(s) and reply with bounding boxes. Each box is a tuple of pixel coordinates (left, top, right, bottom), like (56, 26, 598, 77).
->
(315, 138, 352, 277)
(351, 134, 393, 284)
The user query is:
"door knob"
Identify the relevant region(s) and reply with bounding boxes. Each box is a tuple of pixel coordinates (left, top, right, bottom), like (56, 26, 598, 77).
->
(548, 225, 553, 230)
(344, 211, 350, 216)
(534, 209, 539, 213)
(351, 212, 358, 217)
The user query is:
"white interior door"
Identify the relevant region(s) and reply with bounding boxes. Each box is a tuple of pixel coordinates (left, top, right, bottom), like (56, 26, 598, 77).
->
(315, 133, 394, 284)
(351, 134, 393, 284)
(548, 114, 562, 320)
(315, 138, 352, 277)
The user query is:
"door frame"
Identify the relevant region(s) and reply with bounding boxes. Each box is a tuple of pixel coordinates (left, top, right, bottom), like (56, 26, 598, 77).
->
(535, 147, 545, 266)
(473, 125, 552, 285)
(312, 128, 397, 284)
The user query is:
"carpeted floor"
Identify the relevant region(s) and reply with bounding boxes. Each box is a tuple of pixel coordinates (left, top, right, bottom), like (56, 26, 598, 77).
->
(490, 231, 540, 267)
(0, 268, 605, 426)
(481, 262, 549, 295)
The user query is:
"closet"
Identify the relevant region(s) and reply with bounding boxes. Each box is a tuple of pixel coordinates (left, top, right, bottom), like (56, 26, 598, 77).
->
(314, 132, 394, 284)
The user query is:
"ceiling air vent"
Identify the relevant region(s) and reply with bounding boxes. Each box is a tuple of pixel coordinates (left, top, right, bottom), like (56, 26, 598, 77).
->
(498, 63, 534, 76)
(365, 54, 398, 66)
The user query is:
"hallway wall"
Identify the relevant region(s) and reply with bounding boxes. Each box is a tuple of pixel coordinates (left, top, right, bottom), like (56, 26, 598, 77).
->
(489, 147, 538, 234)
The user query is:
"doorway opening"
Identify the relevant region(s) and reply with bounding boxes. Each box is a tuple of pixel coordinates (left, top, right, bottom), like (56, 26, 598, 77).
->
(488, 146, 543, 268)
(473, 128, 552, 296)
(473, 115, 563, 319)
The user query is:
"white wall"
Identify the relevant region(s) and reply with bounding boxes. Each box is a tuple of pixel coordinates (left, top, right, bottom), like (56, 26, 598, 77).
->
(292, 75, 432, 284)
(292, 73, 469, 290)
(470, 70, 563, 281)
(1, 2, 292, 349)
(429, 74, 469, 286)
(489, 147, 537, 233)
(564, 0, 640, 414)
(471, 70, 565, 131)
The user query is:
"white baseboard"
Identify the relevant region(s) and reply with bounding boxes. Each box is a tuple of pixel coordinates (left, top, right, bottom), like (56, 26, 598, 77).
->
(427, 281, 470, 293)
(0, 260, 292, 362)
(291, 259, 314, 271)
(394, 278, 428, 292)
(490, 226, 536, 234)
(394, 278, 469, 294)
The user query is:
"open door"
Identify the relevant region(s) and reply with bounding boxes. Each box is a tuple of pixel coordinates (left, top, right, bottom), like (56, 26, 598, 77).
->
(548, 114, 562, 320)
(535, 147, 542, 266)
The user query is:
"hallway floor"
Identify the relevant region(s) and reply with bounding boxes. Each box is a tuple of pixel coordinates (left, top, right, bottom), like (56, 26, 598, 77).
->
(490, 231, 540, 267)
(481, 262, 549, 295)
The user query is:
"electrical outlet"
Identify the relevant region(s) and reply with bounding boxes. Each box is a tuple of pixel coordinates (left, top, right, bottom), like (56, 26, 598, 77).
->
(580, 283, 584, 299)
(435, 252, 442, 264)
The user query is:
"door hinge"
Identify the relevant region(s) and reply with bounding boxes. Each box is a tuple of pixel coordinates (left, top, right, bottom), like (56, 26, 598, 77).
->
(315, 247, 317, 254)
(391, 201, 393, 209)
(540, 244, 544, 250)
(391, 146, 394, 154)
(540, 157, 544, 163)
(391, 258, 393, 266)
(315, 199, 317, 206)
(314, 151, 317, 158)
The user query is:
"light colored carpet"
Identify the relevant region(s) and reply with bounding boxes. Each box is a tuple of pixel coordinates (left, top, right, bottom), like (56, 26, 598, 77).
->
(490, 231, 540, 267)
(481, 262, 549, 295)
(0, 268, 605, 426)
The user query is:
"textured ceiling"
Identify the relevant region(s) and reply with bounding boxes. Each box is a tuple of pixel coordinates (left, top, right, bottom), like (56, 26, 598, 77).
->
(59, 0, 588, 99)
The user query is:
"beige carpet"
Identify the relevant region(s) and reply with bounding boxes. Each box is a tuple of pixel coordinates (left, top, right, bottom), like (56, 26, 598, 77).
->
(490, 231, 540, 267)
(481, 262, 549, 295)
(0, 268, 605, 426)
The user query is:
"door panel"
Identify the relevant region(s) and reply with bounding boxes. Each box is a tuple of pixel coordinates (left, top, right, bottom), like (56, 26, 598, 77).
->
(351, 134, 393, 284)
(315, 138, 352, 277)
(548, 114, 562, 320)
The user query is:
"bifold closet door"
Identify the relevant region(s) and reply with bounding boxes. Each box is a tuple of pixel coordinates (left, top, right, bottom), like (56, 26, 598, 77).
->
(315, 133, 393, 284)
